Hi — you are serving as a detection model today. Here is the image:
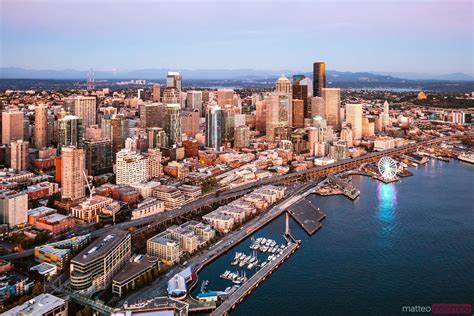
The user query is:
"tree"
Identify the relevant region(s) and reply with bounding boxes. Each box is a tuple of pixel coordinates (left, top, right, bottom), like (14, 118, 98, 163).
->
(34, 232, 51, 245)
(32, 282, 43, 295)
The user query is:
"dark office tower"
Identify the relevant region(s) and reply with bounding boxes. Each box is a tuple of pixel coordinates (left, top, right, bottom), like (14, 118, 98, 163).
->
(313, 62, 326, 97)
(110, 116, 129, 160)
(58, 115, 84, 153)
(140, 102, 165, 128)
(292, 77, 309, 118)
(84, 139, 113, 176)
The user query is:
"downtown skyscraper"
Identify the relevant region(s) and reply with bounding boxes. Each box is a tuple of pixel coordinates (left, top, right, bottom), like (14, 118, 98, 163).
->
(34, 104, 49, 149)
(205, 105, 223, 150)
(313, 62, 326, 97)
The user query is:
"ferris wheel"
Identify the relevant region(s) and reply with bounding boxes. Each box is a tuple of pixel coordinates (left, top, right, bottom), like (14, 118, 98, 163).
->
(378, 156, 398, 180)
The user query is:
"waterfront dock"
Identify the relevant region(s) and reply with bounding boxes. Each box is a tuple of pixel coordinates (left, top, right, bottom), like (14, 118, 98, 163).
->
(287, 199, 326, 235)
(211, 241, 300, 316)
(327, 174, 360, 200)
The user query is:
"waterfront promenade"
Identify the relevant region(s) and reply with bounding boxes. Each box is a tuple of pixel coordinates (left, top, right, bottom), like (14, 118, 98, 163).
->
(1, 137, 450, 262)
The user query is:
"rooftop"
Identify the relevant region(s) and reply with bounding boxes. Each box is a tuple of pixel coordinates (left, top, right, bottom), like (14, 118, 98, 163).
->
(28, 206, 56, 217)
(30, 262, 57, 275)
(113, 255, 158, 284)
(2, 294, 65, 316)
(72, 228, 129, 264)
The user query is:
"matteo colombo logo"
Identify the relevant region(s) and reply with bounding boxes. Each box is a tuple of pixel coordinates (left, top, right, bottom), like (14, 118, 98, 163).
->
(401, 304, 472, 314)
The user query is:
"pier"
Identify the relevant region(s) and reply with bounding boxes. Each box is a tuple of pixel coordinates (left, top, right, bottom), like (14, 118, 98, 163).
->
(211, 241, 300, 316)
(286, 199, 326, 235)
(327, 174, 360, 200)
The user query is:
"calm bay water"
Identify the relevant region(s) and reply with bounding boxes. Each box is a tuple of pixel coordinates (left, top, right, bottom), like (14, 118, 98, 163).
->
(194, 160, 474, 315)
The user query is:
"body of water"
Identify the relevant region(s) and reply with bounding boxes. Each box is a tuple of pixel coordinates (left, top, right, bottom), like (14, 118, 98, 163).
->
(193, 160, 473, 315)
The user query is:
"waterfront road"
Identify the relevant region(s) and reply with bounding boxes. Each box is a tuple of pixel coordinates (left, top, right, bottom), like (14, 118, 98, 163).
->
(120, 183, 312, 306)
(1, 137, 450, 261)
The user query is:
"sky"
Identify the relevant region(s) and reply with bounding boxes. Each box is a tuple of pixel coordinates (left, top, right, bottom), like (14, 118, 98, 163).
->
(0, 0, 473, 75)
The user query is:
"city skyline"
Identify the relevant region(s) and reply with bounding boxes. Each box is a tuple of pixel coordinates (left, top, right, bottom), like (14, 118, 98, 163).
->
(0, 1, 472, 315)
(1, 0, 472, 75)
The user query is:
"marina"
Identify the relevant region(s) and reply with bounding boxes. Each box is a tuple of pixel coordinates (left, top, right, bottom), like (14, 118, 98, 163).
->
(211, 240, 300, 316)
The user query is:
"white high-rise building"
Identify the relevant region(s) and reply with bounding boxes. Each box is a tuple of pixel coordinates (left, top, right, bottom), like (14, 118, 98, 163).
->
(345, 104, 363, 141)
(0, 190, 28, 228)
(116, 149, 148, 185)
(383, 100, 390, 127)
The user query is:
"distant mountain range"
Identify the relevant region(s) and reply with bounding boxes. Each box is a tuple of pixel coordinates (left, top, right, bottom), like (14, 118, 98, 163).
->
(0, 67, 473, 82)
(374, 72, 474, 81)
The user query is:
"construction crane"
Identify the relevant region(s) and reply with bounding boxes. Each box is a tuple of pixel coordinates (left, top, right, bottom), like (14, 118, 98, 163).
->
(83, 170, 95, 199)
(87, 69, 95, 90)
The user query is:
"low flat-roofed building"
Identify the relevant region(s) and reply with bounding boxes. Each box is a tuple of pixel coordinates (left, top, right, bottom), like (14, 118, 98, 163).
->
(35, 235, 91, 270)
(178, 184, 202, 201)
(0, 271, 34, 301)
(242, 193, 269, 210)
(30, 262, 58, 278)
(130, 197, 164, 220)
(28, 207, 75, 235)
(130, 181, 161, 198)
(70, 229, 131, 293)
(228, 200, 256, 217)
(0, 169, 34, 183)
(28, 206, 56, 224)
(202, 211, 234, 233)
(36, 213, 74, 235)
(2, 293, 68, 316)
(152, 185, 186, 210)
(147, 232, 181, 264)
(314, 157, 336, 166)
(25, 182, 59, 200)
(70, 195, 113, 223)
(180, 220, 215, 242)
(253, 189, 280, 204)
(166, 225, 201, 254)
(215, 205, 247, 224)
(112, 255, 160, 297)
(111, 296, 188, 316)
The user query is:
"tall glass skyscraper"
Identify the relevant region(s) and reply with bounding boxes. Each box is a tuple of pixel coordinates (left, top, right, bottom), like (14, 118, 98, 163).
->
(165, 104, 182, 147)
(313, 62, 326, 97)
(205, 105, 223, 150)
(58, 115, 84, 154)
